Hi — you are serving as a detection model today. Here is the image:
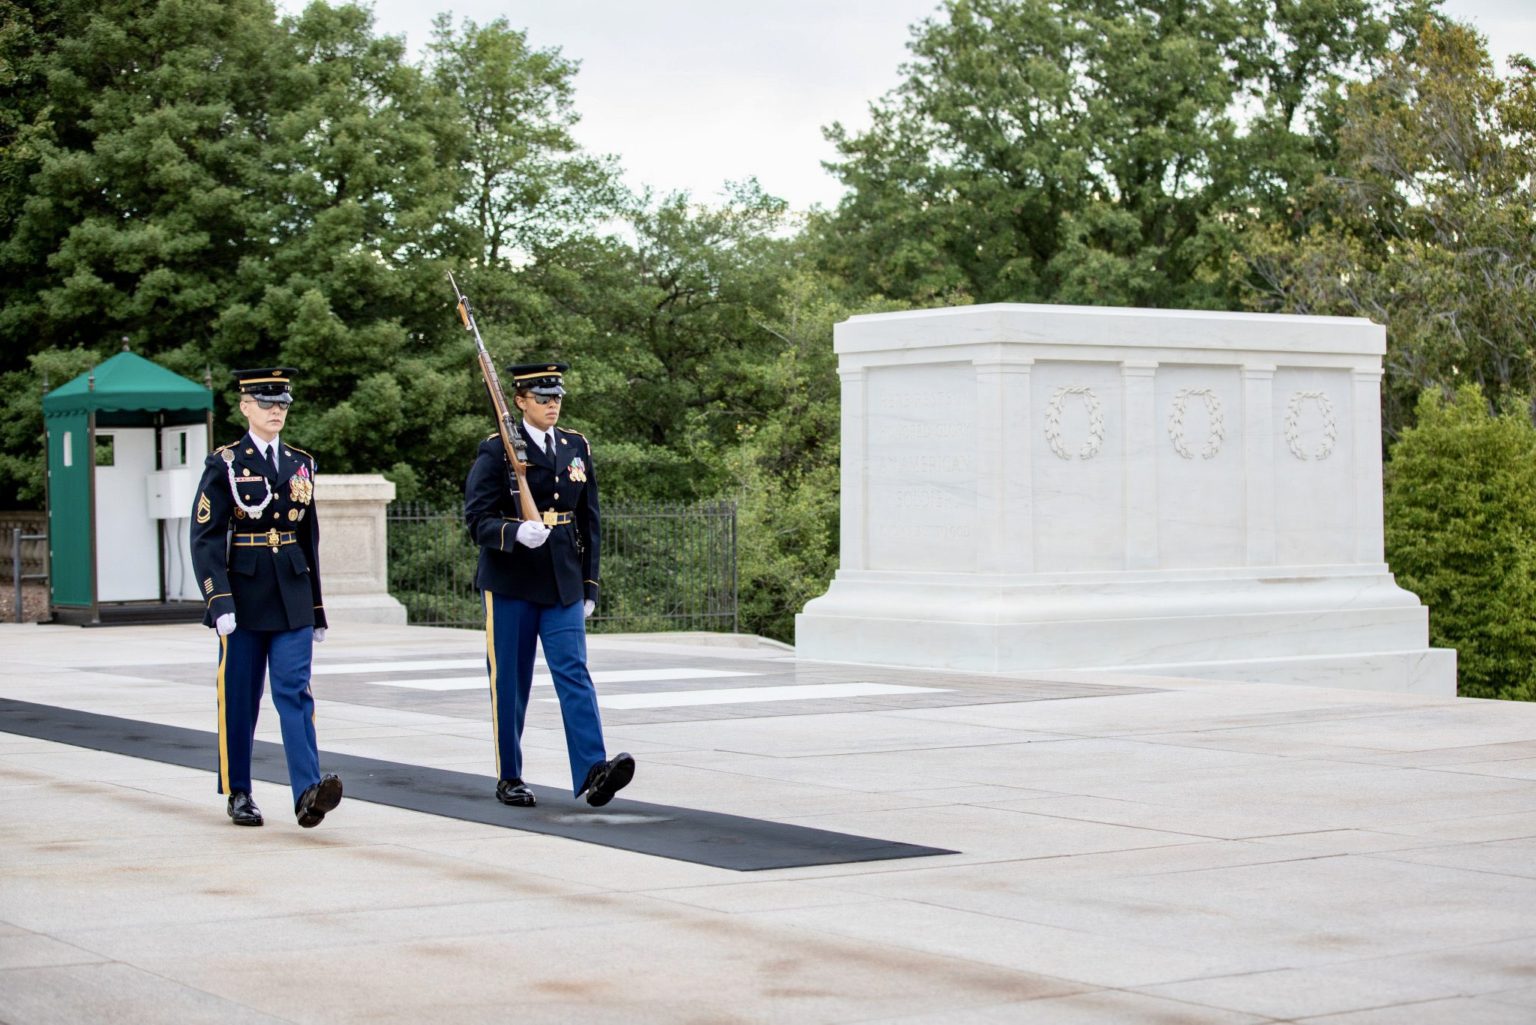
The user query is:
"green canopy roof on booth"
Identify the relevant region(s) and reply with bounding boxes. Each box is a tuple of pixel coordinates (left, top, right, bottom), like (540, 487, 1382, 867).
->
(42, 351, 212, 417)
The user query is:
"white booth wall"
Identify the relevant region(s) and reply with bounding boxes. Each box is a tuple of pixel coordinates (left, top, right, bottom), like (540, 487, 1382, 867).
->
(88, 424, 207, 603)
(150, 424, 208, 601)
(90, 427, 160, 602)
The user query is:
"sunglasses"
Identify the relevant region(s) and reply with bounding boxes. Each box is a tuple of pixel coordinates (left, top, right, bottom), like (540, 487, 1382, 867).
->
(252, 399, 291, 410)
(528, 393, 563, 406)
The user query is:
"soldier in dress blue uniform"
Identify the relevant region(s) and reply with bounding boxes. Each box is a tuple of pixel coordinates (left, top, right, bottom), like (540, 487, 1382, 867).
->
(189, 367, 342, 829)
(464, 362, 634, 808)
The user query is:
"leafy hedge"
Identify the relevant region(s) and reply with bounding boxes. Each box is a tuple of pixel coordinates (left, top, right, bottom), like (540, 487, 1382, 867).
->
(1384, 385, 1536, 701)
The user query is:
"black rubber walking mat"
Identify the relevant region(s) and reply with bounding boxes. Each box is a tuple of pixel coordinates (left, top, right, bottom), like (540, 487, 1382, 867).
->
(0, 697, 957, 871)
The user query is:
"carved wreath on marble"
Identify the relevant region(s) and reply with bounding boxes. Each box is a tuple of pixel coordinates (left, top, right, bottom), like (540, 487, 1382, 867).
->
(1044, 386, 1106, 460)
(1284, 390, 1337, 461)
(1167, 387, 1225, 459)
(1040, 385, 1337, 462)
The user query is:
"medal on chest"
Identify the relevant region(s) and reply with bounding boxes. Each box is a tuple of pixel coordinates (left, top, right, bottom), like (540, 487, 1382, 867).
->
(567, 456, 587, 483)
(290, 463, 313, 504)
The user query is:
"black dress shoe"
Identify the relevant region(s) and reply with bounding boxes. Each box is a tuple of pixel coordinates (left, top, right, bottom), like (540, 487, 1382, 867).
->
(227, 791, 263, 827)
(295, 773, 343, 828)
(578, 753, 635, 807)
(495, 779, 536, 807)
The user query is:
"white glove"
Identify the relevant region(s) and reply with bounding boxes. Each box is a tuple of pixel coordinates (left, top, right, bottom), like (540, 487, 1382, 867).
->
(583, 599, 595, 619)
(515, 521, 551, 549)
(215, 613, 236, 636)
(313, 627, 326, 643)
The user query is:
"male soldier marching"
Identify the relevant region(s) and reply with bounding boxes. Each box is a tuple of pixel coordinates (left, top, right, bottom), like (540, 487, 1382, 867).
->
(464, 361, 634, 808)
(189, 367, 342, 828)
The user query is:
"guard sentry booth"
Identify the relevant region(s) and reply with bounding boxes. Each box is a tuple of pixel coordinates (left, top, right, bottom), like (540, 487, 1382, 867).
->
(42, 351, 212, 625)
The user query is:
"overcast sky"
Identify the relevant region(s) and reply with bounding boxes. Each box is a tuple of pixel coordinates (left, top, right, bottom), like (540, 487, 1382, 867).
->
(276, 0, 1536, 212)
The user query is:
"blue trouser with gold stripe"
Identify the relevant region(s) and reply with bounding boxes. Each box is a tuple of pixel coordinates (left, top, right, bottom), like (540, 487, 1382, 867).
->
(216, 626, 321, 808)
(483, 592, 607, 794)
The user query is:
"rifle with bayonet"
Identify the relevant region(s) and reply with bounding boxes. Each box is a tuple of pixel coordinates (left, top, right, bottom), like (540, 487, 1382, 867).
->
(448, 271, 541, 525)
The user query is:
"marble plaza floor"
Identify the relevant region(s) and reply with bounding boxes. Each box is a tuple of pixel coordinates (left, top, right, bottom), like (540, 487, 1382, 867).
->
(2, 620, 1535, 1025)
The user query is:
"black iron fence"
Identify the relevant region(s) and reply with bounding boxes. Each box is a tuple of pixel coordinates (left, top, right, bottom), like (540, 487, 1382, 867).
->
(388, 501, 737, 634)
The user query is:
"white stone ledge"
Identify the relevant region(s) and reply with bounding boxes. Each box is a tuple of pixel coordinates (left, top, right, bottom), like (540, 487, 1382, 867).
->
(836, 303, 1387, 357)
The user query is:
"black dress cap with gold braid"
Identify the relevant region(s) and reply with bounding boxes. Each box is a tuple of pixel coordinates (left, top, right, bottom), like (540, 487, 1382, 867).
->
(232, 367, 298, 403)
(505, 362, 566, 397)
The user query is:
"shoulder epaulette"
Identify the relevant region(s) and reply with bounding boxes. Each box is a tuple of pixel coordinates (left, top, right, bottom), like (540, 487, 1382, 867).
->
(486, 432, 500, 442)
(556, 426, 588, 440)
(213, 442, 234, 454)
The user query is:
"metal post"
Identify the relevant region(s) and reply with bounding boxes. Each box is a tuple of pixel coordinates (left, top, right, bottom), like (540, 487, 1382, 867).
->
(86, 406, 99, 625)
(12, 528, 20, 624)
(729, 503, 739, 635)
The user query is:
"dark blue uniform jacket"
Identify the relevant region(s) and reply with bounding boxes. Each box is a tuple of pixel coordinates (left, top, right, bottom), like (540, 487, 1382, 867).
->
(464, 425, 600, 608)
(189, 432, 326, 631)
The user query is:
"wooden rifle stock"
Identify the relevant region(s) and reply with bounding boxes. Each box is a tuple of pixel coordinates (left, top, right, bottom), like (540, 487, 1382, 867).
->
(448, 272, 541, 524)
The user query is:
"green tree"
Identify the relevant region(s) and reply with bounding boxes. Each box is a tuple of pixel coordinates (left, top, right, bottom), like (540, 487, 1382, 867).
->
(816, 0, 1430, 309)
(427, 13, 622, 266)
(0, 0, 460, 495)
(416, 13, 628, 502)
(0, 0, 65, 240)
(727, 272, 910, 642)
(0, 0, 298, 503)
(209, 2, 470, 496)
(0, 0, 294, 361)
(0, 1, 634, 507)
(521, 180, 797, 503)
(1244, 20, 1536, 440)
(1384, 385, 1536, 701)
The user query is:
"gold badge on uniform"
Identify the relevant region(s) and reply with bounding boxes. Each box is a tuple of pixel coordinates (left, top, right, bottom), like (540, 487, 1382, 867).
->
(568, 457, 587, 483)
(196, 493, 211, 523)
(289, 508, 300, 521)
